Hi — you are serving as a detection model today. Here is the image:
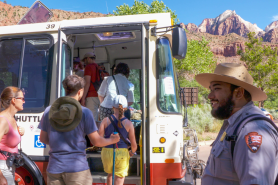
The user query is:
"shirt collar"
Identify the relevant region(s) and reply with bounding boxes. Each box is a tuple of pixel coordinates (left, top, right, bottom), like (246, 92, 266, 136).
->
(227, 101, 254, 125)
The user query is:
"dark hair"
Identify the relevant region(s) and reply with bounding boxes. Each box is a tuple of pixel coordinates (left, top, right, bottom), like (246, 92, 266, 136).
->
(62, 75, 85, 96)
(0, 86, 22, 110)
(115, 63, 130, 77)
(230, 84, 252, 102)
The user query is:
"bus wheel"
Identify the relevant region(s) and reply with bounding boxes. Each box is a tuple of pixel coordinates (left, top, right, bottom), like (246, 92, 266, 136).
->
(15, 165, 39, 185)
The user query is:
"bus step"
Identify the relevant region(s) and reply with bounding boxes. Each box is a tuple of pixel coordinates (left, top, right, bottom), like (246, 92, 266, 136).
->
(91, 173, 141, 185)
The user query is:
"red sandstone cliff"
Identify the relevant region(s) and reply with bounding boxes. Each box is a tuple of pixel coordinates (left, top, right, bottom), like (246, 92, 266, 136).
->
(0, 1, 106, 26)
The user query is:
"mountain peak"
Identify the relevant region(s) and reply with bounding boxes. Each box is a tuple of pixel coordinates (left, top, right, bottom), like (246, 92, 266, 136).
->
(218, 10, 236, 23)
(198, 10, 264, 37)
(265, 21, 278, 32)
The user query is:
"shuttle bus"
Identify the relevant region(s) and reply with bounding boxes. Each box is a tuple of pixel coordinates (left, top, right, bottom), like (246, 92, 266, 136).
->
(0, 12, 202, 185)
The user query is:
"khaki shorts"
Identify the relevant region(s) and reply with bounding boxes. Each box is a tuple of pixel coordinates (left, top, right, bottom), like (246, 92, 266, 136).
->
(101, 148, 130, 177)
(47, 169, 92, 185)
(86, 97, 100, 123)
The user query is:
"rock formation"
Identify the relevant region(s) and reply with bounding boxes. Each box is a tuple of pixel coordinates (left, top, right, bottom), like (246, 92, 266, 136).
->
(184, 23, 199, 33)
(0, 1, 106, 26)
(198, 10, 264, 37)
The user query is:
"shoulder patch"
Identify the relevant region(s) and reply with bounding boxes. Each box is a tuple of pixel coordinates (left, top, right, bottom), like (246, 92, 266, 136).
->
(245, 132, 262, 153)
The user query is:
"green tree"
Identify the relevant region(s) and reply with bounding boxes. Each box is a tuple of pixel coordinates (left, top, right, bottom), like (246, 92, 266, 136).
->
(175, 37, 216, 77)
(237, 32, 278, 107)
(113, 0, 179, 24)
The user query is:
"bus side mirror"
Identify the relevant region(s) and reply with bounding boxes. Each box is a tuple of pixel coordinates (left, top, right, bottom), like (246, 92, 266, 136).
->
(172, 27, 187, 60)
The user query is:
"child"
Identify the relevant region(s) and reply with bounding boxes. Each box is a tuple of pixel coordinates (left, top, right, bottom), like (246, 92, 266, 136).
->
(99, 95, 137, 185)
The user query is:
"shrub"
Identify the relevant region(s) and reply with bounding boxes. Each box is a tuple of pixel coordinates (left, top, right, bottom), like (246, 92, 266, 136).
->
(187, 104, 222, 134)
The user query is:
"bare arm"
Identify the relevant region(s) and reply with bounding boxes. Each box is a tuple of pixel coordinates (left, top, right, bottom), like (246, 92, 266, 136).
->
(128, 122, 137, 154)
(81, 75, 91, 106)
(0, 170, 7, 185)
(0, 119, 9, 185)
(0, 118, 8, 142)
(98, 118, 107, 137)
(87, 131, 120, 147)
(39, 130, 49, 145)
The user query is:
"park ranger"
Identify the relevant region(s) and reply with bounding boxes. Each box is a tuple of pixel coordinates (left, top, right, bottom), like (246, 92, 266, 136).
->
(195, 63, 278, 185)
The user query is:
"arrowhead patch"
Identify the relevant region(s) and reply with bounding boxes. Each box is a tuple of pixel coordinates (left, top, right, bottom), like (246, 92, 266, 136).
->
(245, 132, 262, 153)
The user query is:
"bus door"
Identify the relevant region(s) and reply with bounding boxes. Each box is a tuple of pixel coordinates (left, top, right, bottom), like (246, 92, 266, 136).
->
(57, 29, 73, 97)
(141, 24, 148, 185)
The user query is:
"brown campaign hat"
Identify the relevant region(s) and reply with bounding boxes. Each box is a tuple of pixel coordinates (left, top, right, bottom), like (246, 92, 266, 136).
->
(195, 63, 267, 101)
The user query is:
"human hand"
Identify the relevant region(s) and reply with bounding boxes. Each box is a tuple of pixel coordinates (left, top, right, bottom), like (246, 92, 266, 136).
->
(0, 173, 7, 185)
(110, 133, 120, 143)
(129, 150, 136, 157)
(18, 126, 25, 136)
(81, 98, 86, 106)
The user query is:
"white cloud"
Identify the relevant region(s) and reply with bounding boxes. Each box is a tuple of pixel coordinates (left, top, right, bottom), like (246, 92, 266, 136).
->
(272, 15, 278, 21)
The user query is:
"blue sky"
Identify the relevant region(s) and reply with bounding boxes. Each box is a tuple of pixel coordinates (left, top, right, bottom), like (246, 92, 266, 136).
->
(7, 0, 278, 31)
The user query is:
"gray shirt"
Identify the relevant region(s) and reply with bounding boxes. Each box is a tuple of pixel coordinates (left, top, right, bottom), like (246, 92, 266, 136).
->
(202, 102, 278, 185)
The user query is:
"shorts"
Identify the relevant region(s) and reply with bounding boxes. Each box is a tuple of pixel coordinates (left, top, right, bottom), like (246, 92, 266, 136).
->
(47, 169, 92, 185)
(0, 160, 15, 185)
(101, 148, 130, 177)
(99, 106, 113, 121)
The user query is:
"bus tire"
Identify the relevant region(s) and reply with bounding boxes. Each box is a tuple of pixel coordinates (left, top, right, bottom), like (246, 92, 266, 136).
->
(15, 152, 45, 185)
(15, 164, 40, 185)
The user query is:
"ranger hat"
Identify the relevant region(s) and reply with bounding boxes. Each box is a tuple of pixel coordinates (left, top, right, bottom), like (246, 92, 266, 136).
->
(82, 52, 96, 61)
(195, 63, 267, 101)
(49, 96, 82, 132)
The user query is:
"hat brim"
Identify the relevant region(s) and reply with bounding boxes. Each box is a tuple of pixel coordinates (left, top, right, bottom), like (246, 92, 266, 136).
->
(49, 97, 82, 132)
(195, 73, 267, 101)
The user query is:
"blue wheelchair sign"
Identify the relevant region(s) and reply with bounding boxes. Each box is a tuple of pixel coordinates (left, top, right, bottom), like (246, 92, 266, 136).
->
(34, 135, 46, 148)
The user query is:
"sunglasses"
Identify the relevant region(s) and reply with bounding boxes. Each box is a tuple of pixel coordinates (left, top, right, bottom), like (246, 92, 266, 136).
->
(15, 97, 25, 102)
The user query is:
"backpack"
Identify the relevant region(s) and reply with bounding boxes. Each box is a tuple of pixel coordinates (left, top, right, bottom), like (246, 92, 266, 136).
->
(100, 70, 109, 80)
(225, 114, 278, 184)
(90, 65, 103, 92)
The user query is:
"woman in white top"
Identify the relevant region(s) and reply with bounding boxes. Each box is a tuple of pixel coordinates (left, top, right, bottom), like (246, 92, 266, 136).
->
(98, 63, 134, 122)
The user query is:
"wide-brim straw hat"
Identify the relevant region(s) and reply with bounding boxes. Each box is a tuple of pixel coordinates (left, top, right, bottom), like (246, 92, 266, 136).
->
(195, 63, 267, 101)
(49, 97, 82, 132)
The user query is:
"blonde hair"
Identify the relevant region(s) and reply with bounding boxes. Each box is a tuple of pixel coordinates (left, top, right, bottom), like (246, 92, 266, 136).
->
(117, 104, 124, 128)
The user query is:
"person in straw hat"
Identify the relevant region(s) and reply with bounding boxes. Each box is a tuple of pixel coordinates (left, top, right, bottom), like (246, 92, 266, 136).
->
(195, 63, 278, 185)
(38, 75, 120, 185)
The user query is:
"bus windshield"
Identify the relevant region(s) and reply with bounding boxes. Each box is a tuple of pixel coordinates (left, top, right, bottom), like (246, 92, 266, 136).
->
(157, 37, 181, 114)
(0, 36, 53, 112)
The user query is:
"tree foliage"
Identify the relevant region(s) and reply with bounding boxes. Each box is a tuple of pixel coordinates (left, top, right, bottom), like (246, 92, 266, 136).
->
(175, 37, 216, 78)
(113, 0, 179, 24)
(237, 32, 278, 99)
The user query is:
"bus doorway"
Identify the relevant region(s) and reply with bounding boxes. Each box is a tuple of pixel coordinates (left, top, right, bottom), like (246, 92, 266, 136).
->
(58, 24, 148, 185)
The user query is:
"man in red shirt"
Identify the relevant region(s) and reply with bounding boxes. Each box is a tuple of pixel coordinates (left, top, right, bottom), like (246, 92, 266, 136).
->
(81, 52, 100, 122)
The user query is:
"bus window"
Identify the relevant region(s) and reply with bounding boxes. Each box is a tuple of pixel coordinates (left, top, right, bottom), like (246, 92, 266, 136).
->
(0, 39, 22, 90)
(60, 43, 71, 97)
(0, 37, 53, 112)
(157, 38, 181, 114)
(22, 38, 52, 109)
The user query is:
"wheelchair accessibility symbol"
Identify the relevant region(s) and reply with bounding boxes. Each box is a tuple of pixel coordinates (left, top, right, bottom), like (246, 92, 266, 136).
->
(34, 135, 46, 148)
